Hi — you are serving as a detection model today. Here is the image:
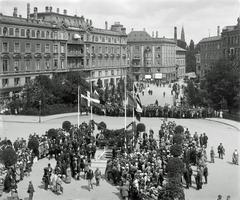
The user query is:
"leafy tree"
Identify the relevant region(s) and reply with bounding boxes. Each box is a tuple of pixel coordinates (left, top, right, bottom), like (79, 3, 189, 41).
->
(174, 125, 184, 135)
(0, 147, 17, 167)
(137, 123, 146, 132)
(97, 78, 103, 89)
(27, 137, 39, 157)
(205, 59, 240, 111)
(186, 40, 196, 73)
(62, 121, 72, 132)
(104, 84, 109, 102)
(170, 144, 183, 157)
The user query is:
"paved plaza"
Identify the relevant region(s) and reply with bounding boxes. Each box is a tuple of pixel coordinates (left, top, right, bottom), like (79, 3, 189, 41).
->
(1, 114, 240, 200)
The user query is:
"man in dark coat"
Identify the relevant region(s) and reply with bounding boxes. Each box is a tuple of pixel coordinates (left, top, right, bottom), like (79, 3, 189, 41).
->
(27, 181, 35, 200)
(203, 166, 208, 184)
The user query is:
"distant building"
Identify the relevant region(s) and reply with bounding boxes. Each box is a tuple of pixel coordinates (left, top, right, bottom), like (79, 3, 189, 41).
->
(222, 17, 240, 61)
(198, 34, 222, 79)
(0, 4, 127, 97)
(195, 53, 201, 78)
(127, 30, 178, 82)
(176, 46, 186, 78)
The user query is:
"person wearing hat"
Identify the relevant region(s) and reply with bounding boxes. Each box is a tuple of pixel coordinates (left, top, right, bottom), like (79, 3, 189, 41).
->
(27, 181, 34, 200)
(94, 168, 101, 186)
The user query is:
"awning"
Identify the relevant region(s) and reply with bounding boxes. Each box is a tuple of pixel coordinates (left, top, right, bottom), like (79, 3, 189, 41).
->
(154, 73, 162, 79)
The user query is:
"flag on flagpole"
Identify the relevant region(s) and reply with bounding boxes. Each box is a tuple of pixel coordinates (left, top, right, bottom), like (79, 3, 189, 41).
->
(133, 84, 143, 121)
(81, 91, 100, 107)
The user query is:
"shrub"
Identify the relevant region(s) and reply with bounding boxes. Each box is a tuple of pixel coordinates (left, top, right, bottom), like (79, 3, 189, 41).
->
(173, 134, 183, 145)
(27, 137, 39, 157)
(98, 121, 107, 130)
(137, 123, 146, 132)
(0, 147, 17, 167)
(175, 125, 184, 134)
(170, 144, 183, 157)
(159, 181, 185, 200)
(62, 121, 72, 132)
(47, 128, 58, 139)
(166, 157, 184, 174)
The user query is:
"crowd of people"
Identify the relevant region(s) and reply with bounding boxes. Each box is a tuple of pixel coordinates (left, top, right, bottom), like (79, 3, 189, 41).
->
(0, 117, 238, 199)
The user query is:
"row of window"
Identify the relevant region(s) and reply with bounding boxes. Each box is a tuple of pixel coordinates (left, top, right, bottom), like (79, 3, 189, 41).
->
(0, 26, 67, 40)
(2, 59, 65, 72)
(2, 77, 31, 88)
(223, 35, 240, 46)
(1, 42, 65, 54)
(90, 34, 126, 44)
(92, 69, 121, 78)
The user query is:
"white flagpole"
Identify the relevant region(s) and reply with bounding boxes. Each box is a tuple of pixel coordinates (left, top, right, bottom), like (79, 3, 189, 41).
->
(124, 73, 127, 149)
(90, 77, 93, 121)
(132, 81, 135, 150)
(132, 81, 135, 123)
(78, 85, 80, 128)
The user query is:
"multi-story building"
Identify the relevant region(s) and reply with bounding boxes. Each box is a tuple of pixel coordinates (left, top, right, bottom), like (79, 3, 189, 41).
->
(198, 30, 222, 79)
(127, 30, 177, 81)
(222, 17, 240, 61)
(176, 46, 186, 78)
(195, 53, 201, 78)
(0, 4, 127, 97)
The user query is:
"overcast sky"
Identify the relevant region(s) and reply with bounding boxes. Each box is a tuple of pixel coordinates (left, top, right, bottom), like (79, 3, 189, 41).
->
(0, 0, 239, 43)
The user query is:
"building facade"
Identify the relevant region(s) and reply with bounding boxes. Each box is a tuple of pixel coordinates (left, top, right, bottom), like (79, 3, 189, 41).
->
(176, 46, 186, 78)
(198, 35, 222, 79)
(0, 4, 127, 96)
(222, 17, 240, 61)
(127, 30, 177, 81)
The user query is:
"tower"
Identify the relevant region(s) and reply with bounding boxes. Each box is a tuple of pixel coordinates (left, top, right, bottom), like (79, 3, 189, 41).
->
(181, 26, 185, 42)
(174, 26, 177, 40)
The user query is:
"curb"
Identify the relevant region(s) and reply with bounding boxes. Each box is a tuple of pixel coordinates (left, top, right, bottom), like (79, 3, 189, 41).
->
(205, 118, 240, 131)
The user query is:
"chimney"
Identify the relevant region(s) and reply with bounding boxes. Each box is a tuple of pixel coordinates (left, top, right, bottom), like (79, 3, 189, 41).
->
(19, 15, 22, 18)
(49, 6, 52, 13)
(152, 31, 154, 38)
(33, 7, 38, 19)
(45, 6, 49, 12)
(13, 7, 18, 17)
(105, 21, 108, 30)
(57, 8, 59, 13)
(90, 19, 92, 26)
(27, 3, 30, 20)
(156, 31, 158, 38)
(143, 28, 146, 31)
(174, 26, 177, 40)
(86, 19, 89, 24)
(217, 26, 220, 36)
(63, 9, 67, 15)
(131, 28, 134, 31)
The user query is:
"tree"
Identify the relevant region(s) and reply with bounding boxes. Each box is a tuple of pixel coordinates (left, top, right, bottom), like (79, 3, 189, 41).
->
(205, 59, 240, 111)
(186, 40, 196, 73)
(173, 134, 183, 144)
(47, 128, 58, 139)
(27, 137, 39, 157)
(97, 78, 103, 89)
(0, 147, 17, 167)
(174, 125, 184, 135)
(98, 121, 107, 130)
(137, 123, 146, 132)
(170, 144, 183, 157)
(62, 121, 72, 132)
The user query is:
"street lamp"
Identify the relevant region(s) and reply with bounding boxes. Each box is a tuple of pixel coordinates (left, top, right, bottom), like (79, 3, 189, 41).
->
(39, 100, 42, 123)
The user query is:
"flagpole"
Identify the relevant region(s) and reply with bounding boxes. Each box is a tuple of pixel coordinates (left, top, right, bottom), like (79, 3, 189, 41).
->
(132, 80, 135, 150)
(124, 72, 127, 149)
(78, 85, 80, 128)
(90, 74, 93, 121)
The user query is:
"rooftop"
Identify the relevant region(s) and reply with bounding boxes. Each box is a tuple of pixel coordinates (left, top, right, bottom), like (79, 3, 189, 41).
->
(199, 36, 221, 43)
(176, 46, 186, 51)
(127, 30, 175, 43)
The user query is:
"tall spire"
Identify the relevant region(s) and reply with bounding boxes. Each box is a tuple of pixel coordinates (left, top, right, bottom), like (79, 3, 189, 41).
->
(181, 26, 185, 42)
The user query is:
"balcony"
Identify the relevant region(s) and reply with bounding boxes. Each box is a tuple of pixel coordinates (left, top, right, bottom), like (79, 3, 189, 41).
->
(133, 56, 140, 60)
(98, 53, 103, 58)
(34, 53, 42, 59)
(104, 53, 109, 58)
(116, 54, 121, 58)
(67, 51, 84, 57)
(91, 53, 96, 58)
(110, 53, 115, 58)
(122, 54, 126, 59)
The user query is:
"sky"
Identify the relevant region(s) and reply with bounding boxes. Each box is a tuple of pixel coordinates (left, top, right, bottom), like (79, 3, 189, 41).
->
(0, 0, 239, 44)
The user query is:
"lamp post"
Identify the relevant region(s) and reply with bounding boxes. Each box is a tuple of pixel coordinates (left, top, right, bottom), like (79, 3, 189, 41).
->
(39, 100, 42, 123)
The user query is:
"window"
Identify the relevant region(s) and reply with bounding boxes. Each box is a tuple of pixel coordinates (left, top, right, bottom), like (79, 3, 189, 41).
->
(36, 30, 40, 38)
(111, 70, 114, 76)
(41, 31, 45, 38)
(60, 44, 65, 53)
(14, 42, 20, 53)
(99, 46, 102, 53)
(98, 71, 102, 77)
(35, 60, 40, 70)
(25, 60, 30, 71)
(105, 47, 108, 53)
(60, 60, 64, 69)
(54, 59, 58, 68)
(2, 79, 8, 87)
(25, 77, 31, 84)
(15, 28, 19, 37)
(3, 60, 8, 72)
(2, 42, 8, 52)
(92, 46, 95, 53)
(45, 60, 50, 69)
(31, 30, 35, 38)
(53, 45, 58, 53)
(9, 28, 14, 36)
(20, 29, 25, 37)
(105, 70, 108, 76)
(54, 32, 58, 39)
(45, 44, 50, 53)
(46, 31, 50, 39)
(0, 27, 2, 35)
(25, 43, 31, 53)
(14, 78, 20, 86)
(14, 60, 19, 72)
(36, 44, 41, 53)
(117, 69, 120, 75)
